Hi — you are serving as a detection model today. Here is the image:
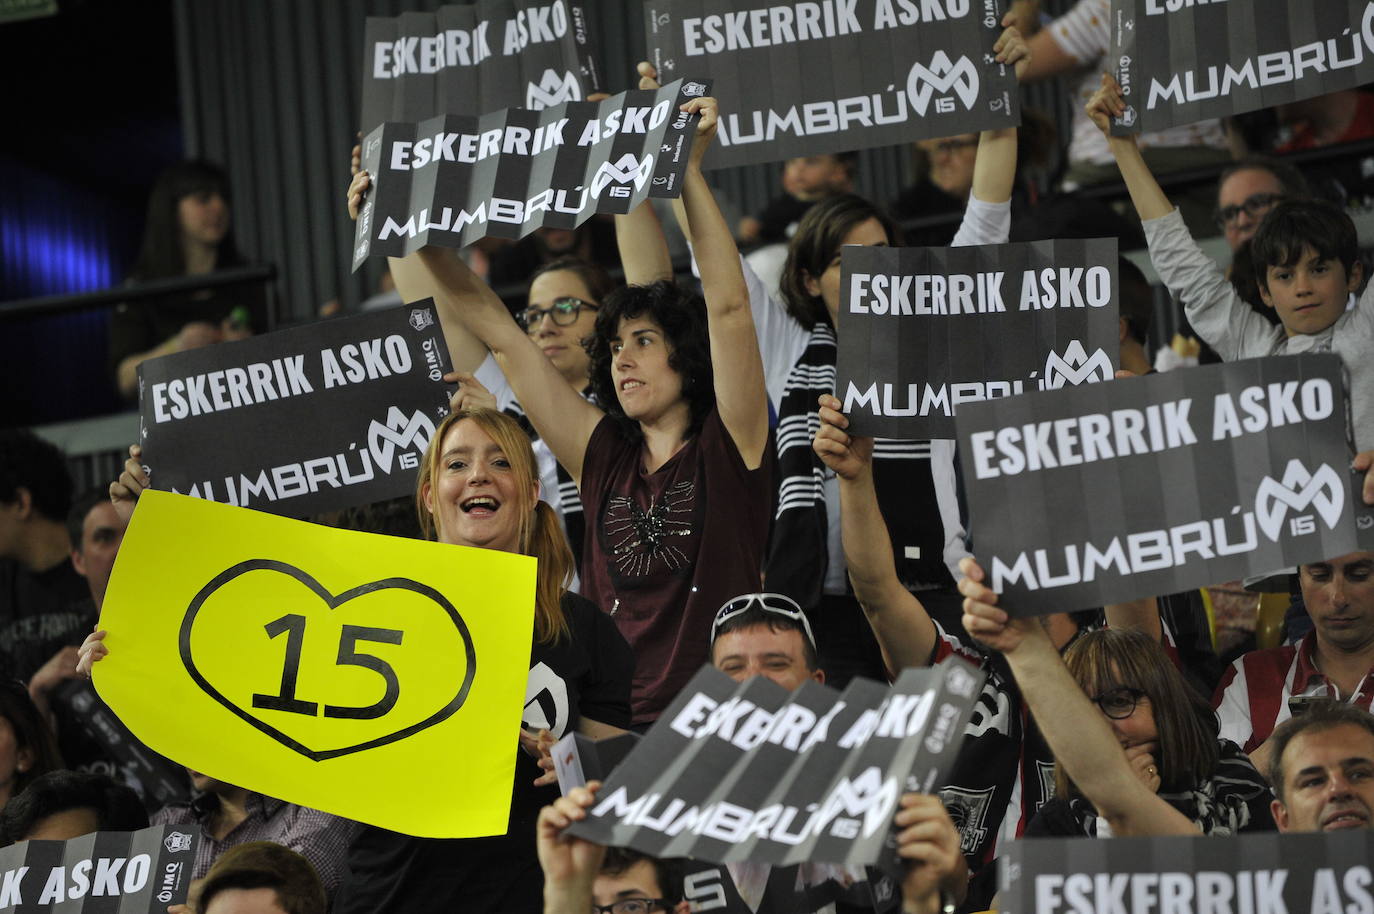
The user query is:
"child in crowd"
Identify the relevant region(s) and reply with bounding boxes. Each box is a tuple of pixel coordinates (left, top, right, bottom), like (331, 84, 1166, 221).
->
(1087, 74, 1374, 503)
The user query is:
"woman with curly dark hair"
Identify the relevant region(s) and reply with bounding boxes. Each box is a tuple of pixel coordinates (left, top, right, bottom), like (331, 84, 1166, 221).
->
(352, 93, 771, 729)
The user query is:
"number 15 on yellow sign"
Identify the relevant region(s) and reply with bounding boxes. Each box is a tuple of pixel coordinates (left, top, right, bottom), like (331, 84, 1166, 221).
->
(96, 490, 536, 838)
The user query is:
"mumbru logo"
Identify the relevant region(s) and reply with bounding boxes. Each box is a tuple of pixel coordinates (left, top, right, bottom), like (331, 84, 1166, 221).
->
(589, 153, 654, 199)
(906, 52, 979, 116)
(526, 68, 581, 108)
(1040, 341, 1113, 389)
(1254, 459, 1344, 541)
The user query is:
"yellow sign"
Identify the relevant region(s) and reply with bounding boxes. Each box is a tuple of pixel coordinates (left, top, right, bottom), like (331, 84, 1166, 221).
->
(96, 490, 535, 838)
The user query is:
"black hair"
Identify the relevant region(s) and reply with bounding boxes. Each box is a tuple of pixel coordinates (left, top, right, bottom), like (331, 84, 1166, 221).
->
(780, 193, 898, 330)
(711, 604, 819, 672)
(1250, 199, 1360, 293)
(1268, 699, 1374, 801)
(1228, 241, 1283, 326)
(0, 770, 147, 846)
(0, 429, 73, 523)
(529, 256, 618, 304)
(0, 680, 64, 801)
(65, 488, 113, 553)
(1117, 257, 1153, 346)
(600, 847, 684, 905)
(1219, 155, 1311, 201)
(131, 160, 246, 281)
(586, 280, 714, 440)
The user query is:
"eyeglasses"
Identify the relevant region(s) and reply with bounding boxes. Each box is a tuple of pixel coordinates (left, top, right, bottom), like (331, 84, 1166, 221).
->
(518, 297, 597, 332)
(1090, 686, 1148, 720)
(591, 900, 667, 914)
(710, 592, 816, 650)
(1214, 192, 1285, 229)
(925, 137, 979, 156)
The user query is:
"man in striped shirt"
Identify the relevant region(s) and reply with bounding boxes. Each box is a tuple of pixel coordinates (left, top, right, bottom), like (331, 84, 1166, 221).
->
(1214, 552, 1374, 777)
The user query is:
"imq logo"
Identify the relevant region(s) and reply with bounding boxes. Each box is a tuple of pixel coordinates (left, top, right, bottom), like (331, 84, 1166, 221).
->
(1254, 459, 1344, 541)
(367, 407, 436, 474)
(906, 52, 979, 116)
(1040, 340, 1112, 389)
(164, 831, 194, 853)
(526, 69, 581, 108)
(408, 308, 434, 332)
(589, 153, 654, 199)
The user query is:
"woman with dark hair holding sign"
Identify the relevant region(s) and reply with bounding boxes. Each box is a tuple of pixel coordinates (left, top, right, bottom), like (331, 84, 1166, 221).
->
(89, 406, 634, 912)
(355, 91, 774, 731)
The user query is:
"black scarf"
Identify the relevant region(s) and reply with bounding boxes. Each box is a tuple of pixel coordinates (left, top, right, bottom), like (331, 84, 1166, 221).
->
(764, 324, 952, 608)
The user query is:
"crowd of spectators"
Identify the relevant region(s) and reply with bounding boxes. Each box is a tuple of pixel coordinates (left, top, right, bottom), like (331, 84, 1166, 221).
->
(2, 6, 1374, 913)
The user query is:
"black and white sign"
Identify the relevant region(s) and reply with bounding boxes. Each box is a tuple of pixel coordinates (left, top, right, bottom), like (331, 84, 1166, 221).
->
(999, 830, 1374, 914)
(837, 239, 1119, 438)
(352, 79, 704, 266)
(955, 354, 1374, 615)
(138, 305, 453, 518)
(51, 681, 191, 810)
(1110, 0, 1374, 135)
(0, 825, 198, 912)
(360, 1, 603, 135)
(644, 0, 1019, 169)
(566, 660, 984, 870)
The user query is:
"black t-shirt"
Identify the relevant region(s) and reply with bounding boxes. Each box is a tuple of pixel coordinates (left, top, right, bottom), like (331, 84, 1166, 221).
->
(0, 557, 95, 682)
(335, 592, 633, 914)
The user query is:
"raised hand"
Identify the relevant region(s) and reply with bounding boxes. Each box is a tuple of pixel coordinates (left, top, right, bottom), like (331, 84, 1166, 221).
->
(957, 556, 1041, 654)
(1085, 71, 1127, 137)
(813, 394, 875, 481)
(994, 18, 1032, 82)
(76, 626, 109, 678)
(109, 444, 149, 523)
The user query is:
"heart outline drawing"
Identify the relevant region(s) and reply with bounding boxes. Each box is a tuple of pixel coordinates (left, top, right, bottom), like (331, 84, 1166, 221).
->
(179, 558, 476, 762)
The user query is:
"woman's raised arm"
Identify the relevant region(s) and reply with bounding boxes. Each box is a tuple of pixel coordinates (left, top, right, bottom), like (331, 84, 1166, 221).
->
(677, 97, 770, 469)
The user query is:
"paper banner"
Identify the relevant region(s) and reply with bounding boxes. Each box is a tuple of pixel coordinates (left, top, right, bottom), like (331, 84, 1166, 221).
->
(138, 303, 453, 519)
(644, 0, 1020, 169)
(0, 825, 199, 911)
(360, 1, 603, 135)
(999, 830, 1374, 914)
(96, 490, 536, 838)
(1110, 0, 1374, 135)
(351, 79, 706, 266)
(836, 239, 1119, 439)
(955, 353, 1374, 615)
(567, 660, 984, 869)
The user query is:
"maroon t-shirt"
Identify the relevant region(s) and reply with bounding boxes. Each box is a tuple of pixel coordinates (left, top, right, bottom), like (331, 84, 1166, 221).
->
(580, 407, 773, 724)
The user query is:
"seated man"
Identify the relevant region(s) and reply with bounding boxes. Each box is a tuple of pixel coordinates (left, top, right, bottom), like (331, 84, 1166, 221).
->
(0, 769, 147, 844)
(197, 841, 327, 914)
(152, 769, 358, 899)
(1267, 699, 1374, 833)
(1214, 552, 1374, 774)
(537, 784, 963, 914)
(0, 430, 93, 683)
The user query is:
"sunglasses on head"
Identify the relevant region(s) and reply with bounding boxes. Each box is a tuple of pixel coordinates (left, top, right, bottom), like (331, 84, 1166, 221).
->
(710, 592, 816, 650)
